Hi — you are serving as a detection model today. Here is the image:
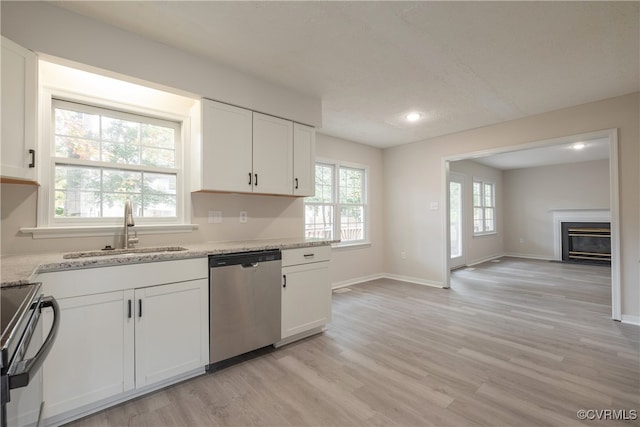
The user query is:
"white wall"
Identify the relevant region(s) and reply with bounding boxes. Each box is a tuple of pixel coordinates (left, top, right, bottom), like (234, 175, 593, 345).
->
(314, 133, 385, 287)
(384, 93, 639, 319)
(450, 160, 504, 265)
(503, 159, 610, 259)
(0, 1, 321, 127)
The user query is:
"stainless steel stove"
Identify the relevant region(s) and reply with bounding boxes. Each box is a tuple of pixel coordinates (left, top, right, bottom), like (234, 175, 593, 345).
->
(1, 283, 59, 427)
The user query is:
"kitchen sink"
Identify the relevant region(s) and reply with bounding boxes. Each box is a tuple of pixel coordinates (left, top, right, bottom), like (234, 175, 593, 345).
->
(63, 246, 188, 259)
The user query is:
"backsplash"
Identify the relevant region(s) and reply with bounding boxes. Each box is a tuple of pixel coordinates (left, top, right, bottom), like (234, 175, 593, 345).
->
(0, 183, 305, 256)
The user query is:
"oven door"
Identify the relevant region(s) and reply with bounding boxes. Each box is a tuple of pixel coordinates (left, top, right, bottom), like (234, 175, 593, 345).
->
(5, 296, 59, 427)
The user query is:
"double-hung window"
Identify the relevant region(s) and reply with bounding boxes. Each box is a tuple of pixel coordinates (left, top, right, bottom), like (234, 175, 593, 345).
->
(51, 99, 181, 224)
(304, 161, 367, 244)
(473, 180, 495, 235)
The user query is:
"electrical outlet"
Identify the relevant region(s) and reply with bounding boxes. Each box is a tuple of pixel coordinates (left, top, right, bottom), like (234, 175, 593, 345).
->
(401, 251, 407, 259)
(239, 211, 248, 223)
(430, 202, 439, 210)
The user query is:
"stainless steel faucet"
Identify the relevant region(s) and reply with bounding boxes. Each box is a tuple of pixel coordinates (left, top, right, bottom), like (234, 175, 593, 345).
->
(124, 199, 139, 249)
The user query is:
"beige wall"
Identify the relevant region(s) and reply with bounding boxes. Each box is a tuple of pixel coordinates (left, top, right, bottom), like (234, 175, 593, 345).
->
(503, 159, 610, 259)
(314, 133, 385, 287)
(384, 92, 639, 319)
(450, 160, 504, 265)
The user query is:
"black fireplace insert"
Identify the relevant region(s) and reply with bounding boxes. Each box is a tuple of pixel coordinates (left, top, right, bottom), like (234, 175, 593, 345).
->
(561, 221, 611, 266)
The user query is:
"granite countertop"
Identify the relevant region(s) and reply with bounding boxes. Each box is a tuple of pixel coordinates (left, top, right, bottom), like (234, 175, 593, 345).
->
(0, 238, 337, 287)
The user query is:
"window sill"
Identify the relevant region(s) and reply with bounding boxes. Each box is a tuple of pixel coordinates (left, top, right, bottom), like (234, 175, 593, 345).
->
(473, 232, 497, 238)
(20, 224, 198, 239)
(331, 241, 371, 251)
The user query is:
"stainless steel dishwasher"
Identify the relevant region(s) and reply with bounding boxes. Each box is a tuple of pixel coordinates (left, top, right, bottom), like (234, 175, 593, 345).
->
(209, 250, 282, 365)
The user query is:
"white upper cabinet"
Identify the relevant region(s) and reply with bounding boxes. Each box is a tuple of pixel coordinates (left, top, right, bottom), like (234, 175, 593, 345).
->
(1, 36, 37, 182)
(201, 100, 253, 193)
(293, 123, 315, 197)
(198, 99, 312, 196)
(252, 112, 293, 195)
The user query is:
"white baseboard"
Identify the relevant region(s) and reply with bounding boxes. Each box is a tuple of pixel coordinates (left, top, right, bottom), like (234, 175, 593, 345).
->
(332, 273, 386, 289)
(332, 273, 443, 289)
(43, 367, 205, 426)
(274, 326, 326, 348)
(621, 315, 640, 326)
(380, 274, 444, 288)
(467, 253, 505, 267)
(503, 252, 554, 261)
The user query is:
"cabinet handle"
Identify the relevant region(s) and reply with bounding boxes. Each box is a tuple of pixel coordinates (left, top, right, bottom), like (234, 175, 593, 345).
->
(248, 172, 252, 186)
(303, 253, 315, 258)
(283, 274, 287, 288)
(138, 299, 142, 318)
(254, 173, 258, 186)
(127, 299, 132, 319)
(295, 178, 299, 189)
(28, 149, 35, 168)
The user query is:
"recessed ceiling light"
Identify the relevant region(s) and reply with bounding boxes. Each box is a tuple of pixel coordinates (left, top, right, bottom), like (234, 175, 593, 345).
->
(405, 112, 422, 122)
(572, 142, 586, 150)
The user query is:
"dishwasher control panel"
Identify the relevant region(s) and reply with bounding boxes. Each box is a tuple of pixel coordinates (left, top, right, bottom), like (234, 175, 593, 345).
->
(209, 250, 282, 267)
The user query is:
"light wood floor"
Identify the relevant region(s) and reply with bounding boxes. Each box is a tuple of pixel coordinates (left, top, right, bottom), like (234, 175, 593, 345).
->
(69, 258, 639, 426)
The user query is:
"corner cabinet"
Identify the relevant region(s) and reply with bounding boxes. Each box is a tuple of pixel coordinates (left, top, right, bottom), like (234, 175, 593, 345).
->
(35, 258, 209, 424)
(279, 246, 332, 345)
(1, 36, 37, 182)
(197, 99, 314, 196)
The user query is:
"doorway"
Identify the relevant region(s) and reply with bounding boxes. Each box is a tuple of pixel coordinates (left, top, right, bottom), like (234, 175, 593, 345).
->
(449, 172, 465, 269)
(442, 128, 621, 320)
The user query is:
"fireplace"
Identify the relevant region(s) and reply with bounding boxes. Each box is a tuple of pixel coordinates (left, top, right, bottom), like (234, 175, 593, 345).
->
(561, 222, 611, 265)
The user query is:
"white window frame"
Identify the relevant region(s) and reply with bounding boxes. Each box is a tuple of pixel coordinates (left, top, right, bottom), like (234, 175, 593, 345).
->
(28, 87, 196, 238)
(304, 159, 369, 246)
(473, 179, 496, 236)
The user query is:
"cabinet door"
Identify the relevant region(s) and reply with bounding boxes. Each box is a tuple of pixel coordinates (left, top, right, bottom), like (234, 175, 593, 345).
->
(1, 36, 37, 182)
(252, 112, 293, 195)
(134, 279, 209, 388)
(293, 123, 315, 197)
(202, 99, 253, 192)
(42, 290, 135, 418)
(281, 262, 331, 339)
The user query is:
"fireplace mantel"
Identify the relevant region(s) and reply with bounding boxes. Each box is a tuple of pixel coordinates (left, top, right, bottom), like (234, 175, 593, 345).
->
(551, 209, 610, 260)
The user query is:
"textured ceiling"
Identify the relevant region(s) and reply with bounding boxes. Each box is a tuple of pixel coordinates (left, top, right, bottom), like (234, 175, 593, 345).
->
(51, 1, 639, 149)
(471, 137, 610, 170)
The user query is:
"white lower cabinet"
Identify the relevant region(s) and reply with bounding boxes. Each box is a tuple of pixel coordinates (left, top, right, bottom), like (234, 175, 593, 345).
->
(36, 258, 209, 423)
(134, 280, 208, 388)
(42, 291, 135, 417)
(280, 246, 332, 341)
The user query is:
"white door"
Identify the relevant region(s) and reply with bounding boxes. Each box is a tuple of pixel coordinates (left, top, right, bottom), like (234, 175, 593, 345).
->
(201, 99, 253, 192)
(449, 172, 466, 269)
(292, 123, 315, 196)
(134, 279, 209, 388)
(252, 112, 293, 195)
(42, 291, 134, 418)
(1, 36, 37, 181)
(281, 262, 331, 339)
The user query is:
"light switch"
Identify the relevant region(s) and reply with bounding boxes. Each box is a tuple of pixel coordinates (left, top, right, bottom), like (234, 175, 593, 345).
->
(239, 211, 248, 223)
(208, 211, 222, 224)
(430, 202, 439, 210)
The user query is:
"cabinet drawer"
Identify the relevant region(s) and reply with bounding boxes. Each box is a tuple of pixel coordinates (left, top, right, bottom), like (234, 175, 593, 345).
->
(282, 245, 331, 267)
